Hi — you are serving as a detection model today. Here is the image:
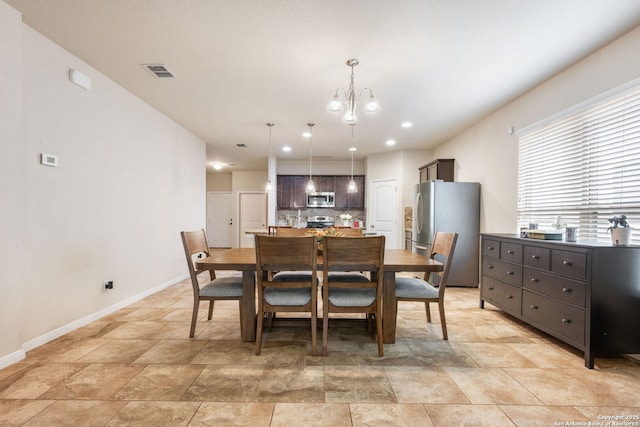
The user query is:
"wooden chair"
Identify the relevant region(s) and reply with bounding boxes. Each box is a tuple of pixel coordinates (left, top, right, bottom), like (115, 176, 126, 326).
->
(394, 231, 458, 340)
(180, 230, 243, 338)
(255, 235, 318, 355)
(321, 235, 386, 356)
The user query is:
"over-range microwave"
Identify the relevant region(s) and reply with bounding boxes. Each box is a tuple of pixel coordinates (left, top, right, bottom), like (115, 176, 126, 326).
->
(306, 192, 335, 208)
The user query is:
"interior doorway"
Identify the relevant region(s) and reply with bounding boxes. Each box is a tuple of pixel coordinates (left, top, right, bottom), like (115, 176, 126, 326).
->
(207, 191, 232, 248)
(369, 178, 400, 248)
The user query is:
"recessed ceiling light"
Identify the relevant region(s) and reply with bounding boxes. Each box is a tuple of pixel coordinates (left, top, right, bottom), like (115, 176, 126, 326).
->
(386, 139, 396, 146)
(401, 121, 412, 128)
(282, 146, 292, 152)
(348, 147, 357, 152)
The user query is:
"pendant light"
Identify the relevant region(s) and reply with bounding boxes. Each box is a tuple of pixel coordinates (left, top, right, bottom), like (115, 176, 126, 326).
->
(348, 124, 358, 193)
(265, 123, 274, 192)
(305, 122, 316, 193)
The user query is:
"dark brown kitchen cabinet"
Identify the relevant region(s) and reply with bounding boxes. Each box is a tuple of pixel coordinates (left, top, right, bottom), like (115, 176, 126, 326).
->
(278, 175, 365, 210)
(334, 175, 365, 210)
(277, 175, 307, 209)
(480, 233, 640, 368)
(314, 176, 335, 193)
(419, 159, 454, 182)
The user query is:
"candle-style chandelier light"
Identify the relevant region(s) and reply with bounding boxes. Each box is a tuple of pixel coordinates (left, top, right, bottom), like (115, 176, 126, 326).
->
(328, 59, 380, 125)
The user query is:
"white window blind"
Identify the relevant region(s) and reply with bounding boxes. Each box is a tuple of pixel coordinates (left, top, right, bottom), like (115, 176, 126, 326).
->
(517, 83, 640, 244)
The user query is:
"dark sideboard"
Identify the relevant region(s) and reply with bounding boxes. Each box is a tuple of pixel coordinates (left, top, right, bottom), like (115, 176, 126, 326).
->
(480, 233, 640, 368)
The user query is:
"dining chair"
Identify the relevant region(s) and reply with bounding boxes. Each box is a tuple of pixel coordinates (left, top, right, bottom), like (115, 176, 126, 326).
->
(394, 231, 458, 340)
(254, 235, 318, 355)
(180, 229, 243, 338)
(321, 235, 386, 356)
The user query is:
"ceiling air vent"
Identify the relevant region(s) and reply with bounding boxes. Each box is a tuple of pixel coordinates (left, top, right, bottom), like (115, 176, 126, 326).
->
(142, 64, 175, 78)
(236, 144, 247, 148)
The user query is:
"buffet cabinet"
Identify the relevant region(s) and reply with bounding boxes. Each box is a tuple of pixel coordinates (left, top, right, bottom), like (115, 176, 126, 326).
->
(480, 233, 640, 368)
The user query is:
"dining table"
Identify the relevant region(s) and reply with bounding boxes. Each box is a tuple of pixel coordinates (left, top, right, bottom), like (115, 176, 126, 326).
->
(195, 248, 443, 344)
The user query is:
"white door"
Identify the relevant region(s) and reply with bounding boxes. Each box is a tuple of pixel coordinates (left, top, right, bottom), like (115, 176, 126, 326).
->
(207, 192, 233, 248)
(369, 179, 400, 249)
(239, 192, 267, 248)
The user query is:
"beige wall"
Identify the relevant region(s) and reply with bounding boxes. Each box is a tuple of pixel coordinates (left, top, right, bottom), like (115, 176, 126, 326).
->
(434, 26, 640, 234)
(277, 159, 365, 175)
(0, 3, 206, 367)
(0, 1, 25, 362)
(206, 172, 232, 191)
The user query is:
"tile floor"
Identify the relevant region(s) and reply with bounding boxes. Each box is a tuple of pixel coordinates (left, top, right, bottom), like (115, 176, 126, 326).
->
(1, 270, 639, 426)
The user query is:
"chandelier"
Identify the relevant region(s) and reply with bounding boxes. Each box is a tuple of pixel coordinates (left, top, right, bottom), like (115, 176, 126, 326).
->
(328, 59, 380, 125)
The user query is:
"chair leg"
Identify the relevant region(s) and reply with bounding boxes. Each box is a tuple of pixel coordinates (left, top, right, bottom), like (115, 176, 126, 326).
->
(311, 309, 317, 357)
(322, 311, 329, 356)
(267, 312, 274, 331)
(425, 302, 432, 323)
(438, 301, 448, 340)
(375, 309, 384, 357)
(255, 302, 264, 355)
(190, 298, 200, 338)
(208, 300, 214, 320)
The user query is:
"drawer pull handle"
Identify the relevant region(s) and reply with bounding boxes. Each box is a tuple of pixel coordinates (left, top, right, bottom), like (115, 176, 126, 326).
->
(562, 287, 571, 293)
(507, 250, 514, 255)
(506, 295, 513, 299)
(530, 278, 538, 283)
(507, 271, 514, 275)
(562, 260, 572, 266)
(487, 246, 494, 250)
(487, 265, 493, 269)
(562, 318, 571, 324)
(487, 287, 494, 291)
(531, 255, 539, 260)
(530, 305, 538, 310)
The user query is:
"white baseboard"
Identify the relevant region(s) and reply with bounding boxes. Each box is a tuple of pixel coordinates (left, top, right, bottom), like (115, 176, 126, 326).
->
(0, 274, 188, 370)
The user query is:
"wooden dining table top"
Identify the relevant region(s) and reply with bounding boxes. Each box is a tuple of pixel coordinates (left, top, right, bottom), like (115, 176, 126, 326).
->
(196, 247, 443, 273)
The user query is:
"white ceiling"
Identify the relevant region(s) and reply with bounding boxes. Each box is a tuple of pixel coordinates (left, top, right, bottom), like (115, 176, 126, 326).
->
(7, 0, 640, 171)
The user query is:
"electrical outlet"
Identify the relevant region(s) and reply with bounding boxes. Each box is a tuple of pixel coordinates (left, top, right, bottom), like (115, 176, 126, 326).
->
(104, 280, 114, 290)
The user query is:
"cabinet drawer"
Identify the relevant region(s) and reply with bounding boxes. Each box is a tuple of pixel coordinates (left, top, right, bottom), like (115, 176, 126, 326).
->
(523, 291, 585, 345)
(482, 276, 522, 315)
(523, 246, 550, 270)
(551, 250, 587, 280)
(500, 242, 523, 263)
(523, 268, 586, 307)
(483, 239, 500, 259)
(483, 257, 522, 286)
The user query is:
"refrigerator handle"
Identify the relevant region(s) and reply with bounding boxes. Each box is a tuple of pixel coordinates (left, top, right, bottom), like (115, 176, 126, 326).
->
(414, 192, 422, 234)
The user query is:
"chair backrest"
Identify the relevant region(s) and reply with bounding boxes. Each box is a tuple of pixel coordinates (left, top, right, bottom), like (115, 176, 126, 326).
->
(322, 235, 385, 286)
(180, 229, 214, 292)
(255, 235, 317, 285)
(276, 227, 310, 237)
(427, 231, 458, 294)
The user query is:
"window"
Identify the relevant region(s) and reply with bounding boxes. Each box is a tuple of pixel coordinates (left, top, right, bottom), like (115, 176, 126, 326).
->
(517, 81, 640, 244)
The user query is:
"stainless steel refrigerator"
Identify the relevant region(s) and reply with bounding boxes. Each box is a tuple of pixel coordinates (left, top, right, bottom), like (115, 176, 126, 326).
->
(412, 181, 480, 287)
